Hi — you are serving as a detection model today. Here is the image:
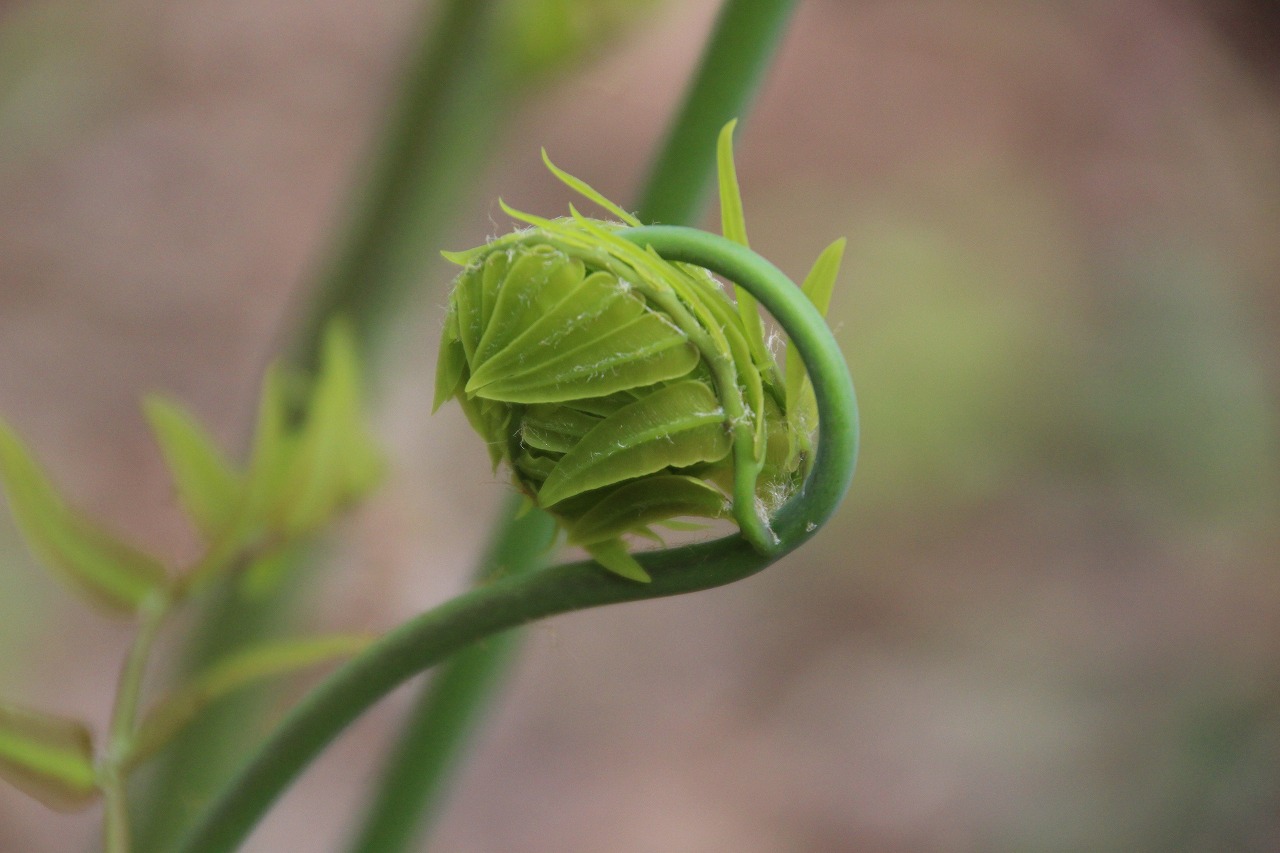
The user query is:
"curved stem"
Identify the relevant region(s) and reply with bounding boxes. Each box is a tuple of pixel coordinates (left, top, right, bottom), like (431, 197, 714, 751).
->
(354, 3, 802, 848)
(176, 228, 857, 853)
(131, 4, 510, 848)
(344, 495, 554, 853)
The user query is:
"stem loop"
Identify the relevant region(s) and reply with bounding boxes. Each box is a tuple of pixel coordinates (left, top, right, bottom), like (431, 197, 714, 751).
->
(177, 227, 856, 853)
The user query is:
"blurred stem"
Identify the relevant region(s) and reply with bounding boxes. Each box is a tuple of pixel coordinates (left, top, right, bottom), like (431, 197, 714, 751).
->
(634, 0, 798, 226)
(129, 1, 510, 850)
(102, 593, 169, 853)
(177, 224, 858, 853)
(289, 0, 509, 376)
(345, 494, 553, 853)
(349, 3, 799, 849)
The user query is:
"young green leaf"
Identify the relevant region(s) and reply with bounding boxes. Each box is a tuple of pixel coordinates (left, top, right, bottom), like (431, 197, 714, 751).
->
(537, 380, 732, 506)
(241, 363, 296, 528)
(541, 148, 641, 226)
(0, 702, 98, 812)
(472, 246, 587, 368)
(125, 633, 373, 770)
(785, 238, 845, 458)
(566, 475, 729, 545)
(583, 538, 651, 582)
(274, 321, 384, 537)
(520, 405, 601, 454)
(716, 119, 771, 374)
(0, 421, 168, 615)
(468, 310, 699, 404)
(143, 396, 243, 540)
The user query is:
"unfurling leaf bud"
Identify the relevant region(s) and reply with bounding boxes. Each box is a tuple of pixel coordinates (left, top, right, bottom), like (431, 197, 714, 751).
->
(435, 140, 838, 581)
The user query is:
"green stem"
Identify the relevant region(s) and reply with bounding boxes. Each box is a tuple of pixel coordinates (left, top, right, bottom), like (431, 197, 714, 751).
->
(345, 494, 553, 853)
(102, 773, 131, 853)
(289, 0, 508, 375)
(100, 593, 169, 853)
(177, 227, 858, 853)
(351, 3, 801, 848)
(634, 0, 798, 226)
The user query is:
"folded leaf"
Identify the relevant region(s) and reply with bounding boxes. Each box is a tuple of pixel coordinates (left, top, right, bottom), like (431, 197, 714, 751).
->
(143, 396, 243, 539)
(0, 421, 168, 614)
(566, 475, 729, 545)
(469, 310, 699, 403)
(473, 246, 586, 367)
(537, 380, 732, 506)
(0, 702, 98, 811)
(126, 633, 373, 770)
(520, 405, 601, 454)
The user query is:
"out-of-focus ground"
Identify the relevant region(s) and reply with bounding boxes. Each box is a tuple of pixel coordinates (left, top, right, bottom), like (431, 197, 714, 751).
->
(2, 0, 1279, 850)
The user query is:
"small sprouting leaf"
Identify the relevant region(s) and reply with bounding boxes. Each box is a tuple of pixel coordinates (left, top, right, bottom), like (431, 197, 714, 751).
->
(717, 119, 771, 374)
(241, 363, 295, 525)
(537, 380, 732, 506)
(0, 702, 98, 811)
(143, 396, 243, 539)
(800, 237, 843, 316)
(0, 421, 168, 615)
(274, 321, 384, 537)
(542, 149, 640, 226)
(126, 633, 372, 770)
(566, 475, 729, 545)
(786, 238, 845, 455)
(716, 120, 749, 246)
(584, 538, 650, 582)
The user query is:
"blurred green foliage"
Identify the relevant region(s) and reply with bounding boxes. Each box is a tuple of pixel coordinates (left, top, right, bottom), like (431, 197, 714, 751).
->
(497, 0, 661, 81)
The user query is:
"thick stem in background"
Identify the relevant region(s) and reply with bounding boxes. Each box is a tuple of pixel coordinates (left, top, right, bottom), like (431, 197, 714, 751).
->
(288, 0, 509, 377)
(129, 1, 510, 849)
(349, 2, 802, 849)
(345, 494, 553, 853)
(635, 0, 798, 226)
(176, 227, 859, 853)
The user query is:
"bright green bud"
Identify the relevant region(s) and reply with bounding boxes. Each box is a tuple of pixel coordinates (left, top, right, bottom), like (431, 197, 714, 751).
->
(434, 148, 823, 581)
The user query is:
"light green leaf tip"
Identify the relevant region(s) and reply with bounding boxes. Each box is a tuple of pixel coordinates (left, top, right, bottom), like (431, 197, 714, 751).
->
(241, 363, 294, 527)
(0, 702, 98, 812)
(716, 119, 772, 375)
(273, 320, 384, 537)
(584, 538, 651, 582)
(541, 148, 640, 226)
(143, 396, 243, 540)
(716, 119, 748, 246)
(785, 238, 846, 436)
(0, 420, 168, 615)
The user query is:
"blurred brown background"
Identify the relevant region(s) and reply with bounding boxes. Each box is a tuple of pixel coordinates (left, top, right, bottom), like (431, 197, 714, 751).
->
(2, 0, 1279, 850)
